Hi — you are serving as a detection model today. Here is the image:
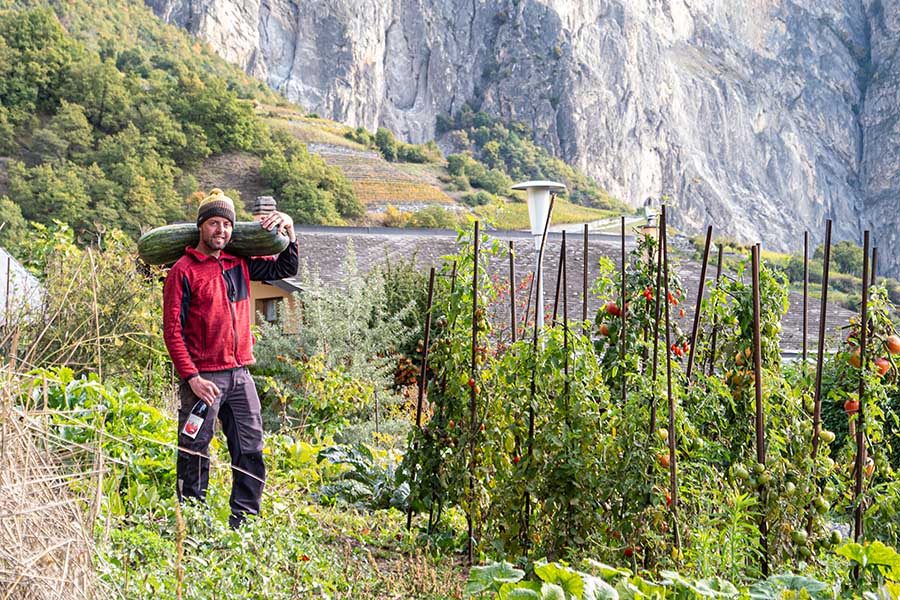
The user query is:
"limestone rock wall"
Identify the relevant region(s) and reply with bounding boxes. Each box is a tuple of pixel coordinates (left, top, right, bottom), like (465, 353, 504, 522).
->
(144, 0, 900, 274)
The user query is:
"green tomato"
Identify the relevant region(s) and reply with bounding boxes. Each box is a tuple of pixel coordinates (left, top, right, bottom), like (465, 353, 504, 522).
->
(791, 530, 808, 545)
(819, 430, 836, 444)
(733, 465, 750, 481)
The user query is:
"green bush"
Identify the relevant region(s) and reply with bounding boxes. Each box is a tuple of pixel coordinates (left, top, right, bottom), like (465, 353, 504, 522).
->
(461, 190, 494, 207)
(406, 205, 461, 229)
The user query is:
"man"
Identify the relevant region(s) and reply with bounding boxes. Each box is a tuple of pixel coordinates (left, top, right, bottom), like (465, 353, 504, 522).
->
(162, 188, 298, 528)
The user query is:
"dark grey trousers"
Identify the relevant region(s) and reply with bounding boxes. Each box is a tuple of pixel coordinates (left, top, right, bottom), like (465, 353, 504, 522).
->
(176, 367, 265, 528)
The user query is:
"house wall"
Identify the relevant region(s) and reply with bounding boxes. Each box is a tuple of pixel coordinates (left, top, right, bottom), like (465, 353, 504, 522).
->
(249, 280, 298, 332)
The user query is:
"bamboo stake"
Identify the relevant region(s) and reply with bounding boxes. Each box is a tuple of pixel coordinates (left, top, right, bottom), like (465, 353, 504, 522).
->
(751, 245, 768, 576)
(468, 222, 480, 565)
(686, 226, 713, 381)
(854, 231, 870, 543)
(811, 221, 833, 460)
(406, 267, 436, 531)
(661, 206, 680, 551)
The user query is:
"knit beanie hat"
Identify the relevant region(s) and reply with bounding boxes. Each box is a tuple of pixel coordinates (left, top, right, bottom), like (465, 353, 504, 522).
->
(197, 188, 236, 227)
(252, 196, 277, 216)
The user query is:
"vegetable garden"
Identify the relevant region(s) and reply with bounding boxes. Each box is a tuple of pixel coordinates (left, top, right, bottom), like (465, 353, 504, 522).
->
(400, 208, 900, 598)
(5, 207, 900, 599)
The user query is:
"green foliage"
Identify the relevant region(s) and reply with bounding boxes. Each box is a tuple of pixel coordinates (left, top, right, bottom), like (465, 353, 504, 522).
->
(9, 222, 168, 393)
(445, 153, 512, 195)
(439, 105, 624, 209)
(0, 8, 76, 116)
(375, 127, 399, 161)
(461, 191, 495, 207)
(316, 443, 408, 510)
(346, 125, 439, 163)
(253, 243, 417, 431)
(0, 4, 362, 242)
(26, 367, 175, 511)
(465, 554, 900, 599)
(0, 195, 26, 246)
(0, 104, 15, 153)
(406, 205, 462, 229)
(259, 138, 362, 224)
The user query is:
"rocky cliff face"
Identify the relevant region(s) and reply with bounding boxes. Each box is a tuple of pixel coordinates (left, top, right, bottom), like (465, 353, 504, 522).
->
(144, 0, 900, 275)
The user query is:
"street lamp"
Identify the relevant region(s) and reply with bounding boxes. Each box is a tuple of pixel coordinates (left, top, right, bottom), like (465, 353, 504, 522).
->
(511, 180, 566, 331)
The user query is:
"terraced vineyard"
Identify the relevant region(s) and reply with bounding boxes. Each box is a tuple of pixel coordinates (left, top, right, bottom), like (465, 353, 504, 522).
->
(309, 143, 453, 206)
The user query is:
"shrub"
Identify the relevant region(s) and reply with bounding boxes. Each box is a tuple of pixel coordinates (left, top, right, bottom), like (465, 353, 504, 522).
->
(406, 206, 460, 229)
(461, 191, 494, 207)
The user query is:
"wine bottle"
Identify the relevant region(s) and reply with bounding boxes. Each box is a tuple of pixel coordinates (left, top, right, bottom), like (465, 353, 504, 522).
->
(181, 400, 209, 439)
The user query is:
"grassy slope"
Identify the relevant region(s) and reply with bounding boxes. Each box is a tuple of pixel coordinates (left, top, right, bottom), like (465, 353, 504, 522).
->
(261, 111, 622, 227)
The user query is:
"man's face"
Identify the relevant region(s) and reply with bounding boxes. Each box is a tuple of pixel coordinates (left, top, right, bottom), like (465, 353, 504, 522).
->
(198, 217, 233, 254)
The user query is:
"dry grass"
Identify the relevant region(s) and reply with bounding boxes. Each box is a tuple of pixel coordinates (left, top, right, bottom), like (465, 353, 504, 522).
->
(0, 373, 97, 600)
(354, 181, 453, 205)
(264, 116, 363, 149)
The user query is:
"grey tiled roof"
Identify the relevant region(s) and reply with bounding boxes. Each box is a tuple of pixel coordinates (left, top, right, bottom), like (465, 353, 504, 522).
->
(290, 226, 854, 353)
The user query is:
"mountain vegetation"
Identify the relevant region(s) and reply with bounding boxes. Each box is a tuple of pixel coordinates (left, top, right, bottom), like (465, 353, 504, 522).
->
(0, 0, 362, 252)
(436, 104, 626, 210)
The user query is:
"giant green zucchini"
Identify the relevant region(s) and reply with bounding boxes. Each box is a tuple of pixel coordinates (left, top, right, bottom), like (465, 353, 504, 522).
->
(137, 222, 291, 265)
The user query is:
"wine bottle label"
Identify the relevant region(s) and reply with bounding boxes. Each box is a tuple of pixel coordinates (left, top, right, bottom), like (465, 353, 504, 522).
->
(182, 413, 204, 439)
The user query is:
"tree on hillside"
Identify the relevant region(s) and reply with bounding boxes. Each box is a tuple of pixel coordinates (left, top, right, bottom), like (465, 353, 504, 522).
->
(814, 240, 863, 276)
(63, 57, 132, 133)
(0, 9, 77, 117)
(8, 161, 91, 231)
(260, 141, 362, 225)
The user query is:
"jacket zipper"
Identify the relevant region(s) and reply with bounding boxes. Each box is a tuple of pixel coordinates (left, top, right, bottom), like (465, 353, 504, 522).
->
(217, 258, 241, 366)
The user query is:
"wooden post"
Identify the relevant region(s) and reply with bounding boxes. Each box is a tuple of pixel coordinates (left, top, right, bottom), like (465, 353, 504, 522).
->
(509, 242, 517, 343)
(811, 221, 832, 460)
(707, 245, 724, 376)
(854, 231, 870, 543)
(751, 245, 768, 575)
(871, 246, 878, 287)
(649, 213, 664, 434)
(685, 226, 713, 381)
(523, 195, 557, 548)
(406, 267, 436, 531)
(803, 232, 809, 363)
(661, 206, 680, 551)
(552, 240, 564, 325)
(620, 216, 627, 406)
(583, 224, 589, 332)
(467, 223, 480, 564)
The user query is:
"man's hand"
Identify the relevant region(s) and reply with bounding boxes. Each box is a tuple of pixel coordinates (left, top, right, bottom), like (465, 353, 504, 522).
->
(189, 376, 221, 406)
(260, 211, 296, 243)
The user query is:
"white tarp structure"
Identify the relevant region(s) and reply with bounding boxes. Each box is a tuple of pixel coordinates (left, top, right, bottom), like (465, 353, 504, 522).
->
(0, 247, 43, 327)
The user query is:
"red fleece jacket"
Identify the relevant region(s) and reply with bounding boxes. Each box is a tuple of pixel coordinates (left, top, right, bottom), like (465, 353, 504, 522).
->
(163, 243, 298, 380)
